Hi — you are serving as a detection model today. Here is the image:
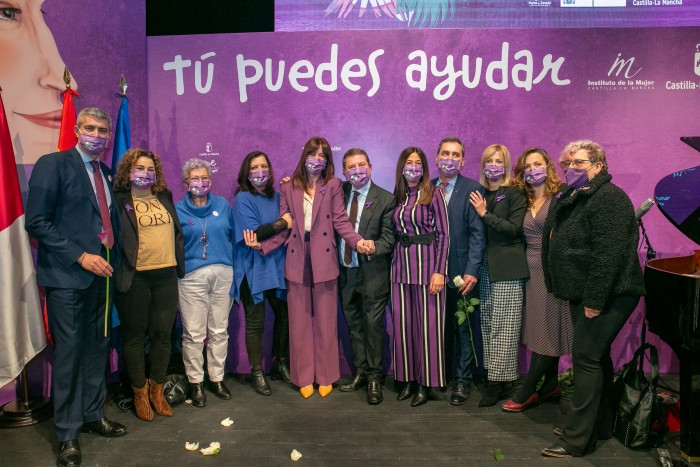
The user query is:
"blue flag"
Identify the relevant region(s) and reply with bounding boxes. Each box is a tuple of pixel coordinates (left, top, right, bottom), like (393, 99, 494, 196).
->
(110, 94, 130, 327)
(111, 94, 130, 175)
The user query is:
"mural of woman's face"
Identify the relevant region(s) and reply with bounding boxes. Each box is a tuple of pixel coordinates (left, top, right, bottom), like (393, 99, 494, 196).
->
(0, 0, 75, 164)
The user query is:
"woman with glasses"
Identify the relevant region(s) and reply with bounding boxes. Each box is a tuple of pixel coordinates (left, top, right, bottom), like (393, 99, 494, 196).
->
(114, 149, 185, 421)
(175, 158, 234, 408)
(469, 144, 528, 407)
(247, 137, 371, 399)
(391, 147, 449, 407)
(540, 141, 645, 458)
(232, 151, 291, 396)
(501, 148, 572, 413)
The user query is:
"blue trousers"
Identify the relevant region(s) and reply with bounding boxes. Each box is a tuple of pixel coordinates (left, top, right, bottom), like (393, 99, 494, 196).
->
(46, 278, 111, 442)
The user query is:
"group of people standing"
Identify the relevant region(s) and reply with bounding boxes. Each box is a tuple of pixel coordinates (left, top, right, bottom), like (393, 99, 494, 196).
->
(25, 106, 645, 467)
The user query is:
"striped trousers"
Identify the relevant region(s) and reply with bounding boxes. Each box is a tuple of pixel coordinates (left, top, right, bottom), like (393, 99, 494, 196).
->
(391, 282, 446, 388)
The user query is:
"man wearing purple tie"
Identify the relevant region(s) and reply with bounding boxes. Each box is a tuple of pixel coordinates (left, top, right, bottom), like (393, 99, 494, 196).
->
(26, 107, 125, 467)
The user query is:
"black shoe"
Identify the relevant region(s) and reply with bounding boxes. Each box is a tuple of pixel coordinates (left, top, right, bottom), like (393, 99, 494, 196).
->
(80, 418, 126, 438)
(339, 373, 367, 392)
(191, 382, 206, 407)
(271, 359, 291, 384)
(450, 382, 471, 406)
(251, 369, 271, 396)
(541, 444, 575, 458)
(57, 439, 81, 467)
(209, 381, 232, 400)
(397, 381, 416, 401)
(411, 385, 433, 407)
(367, 380, 383, 405)
(478, 381, 504, 407)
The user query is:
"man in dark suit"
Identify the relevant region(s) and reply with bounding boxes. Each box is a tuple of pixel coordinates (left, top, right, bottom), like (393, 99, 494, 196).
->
(26, 107, 125, 467)
(432, 136, 486, 405)
(337, 148, 396, 405)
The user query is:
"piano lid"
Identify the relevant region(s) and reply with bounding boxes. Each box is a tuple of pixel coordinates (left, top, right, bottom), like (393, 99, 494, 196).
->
(653, 137, 700, 246)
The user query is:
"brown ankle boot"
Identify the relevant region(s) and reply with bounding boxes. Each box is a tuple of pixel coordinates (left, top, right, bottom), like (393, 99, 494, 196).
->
(132, 383, 154, 421)
(148, 379, 173, 417)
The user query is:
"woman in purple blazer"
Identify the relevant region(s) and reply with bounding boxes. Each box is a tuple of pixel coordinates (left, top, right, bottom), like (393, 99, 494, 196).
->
(391, 147, 450, 407)
(254, 137, 369, 399)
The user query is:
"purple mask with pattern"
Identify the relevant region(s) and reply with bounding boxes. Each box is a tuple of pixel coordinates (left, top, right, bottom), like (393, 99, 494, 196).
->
(249, 169, 270, 188)
(403, 164, 423, 183)
(483, 165, 505, 182)
(524, 167, 547, 187)
(130, 171, 155, 188)
(305, 157, 327, 176)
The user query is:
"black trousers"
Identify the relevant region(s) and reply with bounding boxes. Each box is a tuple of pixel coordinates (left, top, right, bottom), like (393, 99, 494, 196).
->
(46, 278, 111, 442)
(560, 295, 639, 455)
(115, 267, 178, 387)
(338, 265, 389, 382)
(239, 277, 289, 367)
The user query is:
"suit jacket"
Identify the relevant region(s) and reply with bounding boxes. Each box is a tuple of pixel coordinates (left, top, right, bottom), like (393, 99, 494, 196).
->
(113, 188, 185, 292)
(341, 180, 396, 297)
(260, 177, 362, 284)
(431, 175, 486, 285)
(483, 185, 529, 282)
(26, 147, 122, 289)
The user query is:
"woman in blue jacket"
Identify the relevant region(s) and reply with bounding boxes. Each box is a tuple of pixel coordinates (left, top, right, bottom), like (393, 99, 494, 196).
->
(232, 151, 291, 396)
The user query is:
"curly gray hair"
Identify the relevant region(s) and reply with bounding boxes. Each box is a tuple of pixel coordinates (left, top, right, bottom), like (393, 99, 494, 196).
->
(181, 158, 212, 182)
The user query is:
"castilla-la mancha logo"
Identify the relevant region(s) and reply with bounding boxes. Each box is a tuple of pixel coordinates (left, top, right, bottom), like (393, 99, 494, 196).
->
(199, 142, 220, 174)
(587, 53, 654, 91)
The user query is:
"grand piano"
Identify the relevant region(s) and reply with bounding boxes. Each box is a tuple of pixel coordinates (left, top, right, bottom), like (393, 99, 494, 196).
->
(644, 136, 700, 463)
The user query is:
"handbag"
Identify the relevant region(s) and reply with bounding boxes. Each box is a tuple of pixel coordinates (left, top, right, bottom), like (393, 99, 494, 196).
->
(162, 374, 191, 406)
(612, 343, 668, 449)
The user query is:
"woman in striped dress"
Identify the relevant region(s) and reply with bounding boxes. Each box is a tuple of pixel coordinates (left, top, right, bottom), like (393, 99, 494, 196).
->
(391, 147, 450, 407)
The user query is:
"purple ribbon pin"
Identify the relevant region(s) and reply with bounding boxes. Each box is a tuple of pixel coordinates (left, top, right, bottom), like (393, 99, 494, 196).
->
(555, 191, 563, 199)
(125, 203, 134, 212)
(496, 195, 506, 203)
(188, 219, 195, 225)
(365, 201, 373, 208)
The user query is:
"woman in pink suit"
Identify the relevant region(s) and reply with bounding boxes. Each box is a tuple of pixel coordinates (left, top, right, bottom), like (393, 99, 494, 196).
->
(251, 137, 370, 398)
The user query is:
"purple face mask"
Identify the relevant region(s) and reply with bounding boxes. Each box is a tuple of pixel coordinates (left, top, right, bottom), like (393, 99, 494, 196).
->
(130, 170, 155, 189)
(345, 167, 370, 189)
(305, 157, 327, 176)
(524, 167, 547, 187)
(566, 167, 589, 190)
(483, 164, 505, 182)
(78, 132, 109, 156)
(249, 169, 270, 189)
(438, 159, 461, 178)
(403, 164, 423, 184)
(189, 180, 210, 197)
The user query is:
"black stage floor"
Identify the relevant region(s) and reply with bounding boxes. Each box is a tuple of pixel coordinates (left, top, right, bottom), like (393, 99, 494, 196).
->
(0, 375, 686, 466)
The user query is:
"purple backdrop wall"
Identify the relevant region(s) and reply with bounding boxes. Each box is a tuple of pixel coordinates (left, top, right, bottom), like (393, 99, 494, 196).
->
(148, 27, 700, 375)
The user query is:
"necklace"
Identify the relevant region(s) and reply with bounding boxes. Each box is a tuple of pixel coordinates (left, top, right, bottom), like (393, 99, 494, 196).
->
(196, 216, 209, 260)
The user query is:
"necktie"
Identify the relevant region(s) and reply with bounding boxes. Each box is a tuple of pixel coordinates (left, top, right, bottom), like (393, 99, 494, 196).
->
(90, 160, 114, 248)
(344, 190, 359, 265)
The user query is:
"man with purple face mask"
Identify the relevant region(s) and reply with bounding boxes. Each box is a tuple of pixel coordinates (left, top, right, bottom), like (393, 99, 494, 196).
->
(26, 107, 126, 467)
(431, 136, 485, 406)
(337, 148, 396, 405)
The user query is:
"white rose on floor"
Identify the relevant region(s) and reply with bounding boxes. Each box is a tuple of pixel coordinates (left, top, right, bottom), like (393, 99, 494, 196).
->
(220, 417, 234, 427)
(200, 442, 221, 456)
(291, 449, 303, 461)
(185, 442, 199, 451)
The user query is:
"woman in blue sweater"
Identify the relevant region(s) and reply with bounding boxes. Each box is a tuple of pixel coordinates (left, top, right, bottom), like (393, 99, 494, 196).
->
(175, 159, 234, 408)
(231, 151, 290, 396)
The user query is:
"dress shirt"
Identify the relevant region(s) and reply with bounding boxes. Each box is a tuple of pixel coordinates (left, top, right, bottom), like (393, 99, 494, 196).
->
(437, 176, 457, 205)
(339, 180, 371, 268)
(77, 146, 112, 208)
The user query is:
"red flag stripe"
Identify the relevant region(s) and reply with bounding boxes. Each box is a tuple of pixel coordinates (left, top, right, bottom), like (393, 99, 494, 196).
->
(58, 88, 79, 151)
(0, 91, 24, 231)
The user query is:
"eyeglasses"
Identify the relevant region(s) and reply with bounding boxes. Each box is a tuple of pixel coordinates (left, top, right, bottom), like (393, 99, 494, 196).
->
(559, 160, 571, 169)
(569, 159, 593, 168)
(189, 176, 210, 183)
